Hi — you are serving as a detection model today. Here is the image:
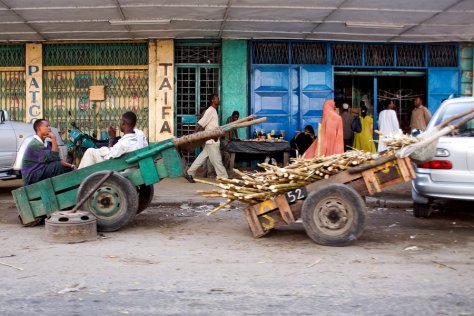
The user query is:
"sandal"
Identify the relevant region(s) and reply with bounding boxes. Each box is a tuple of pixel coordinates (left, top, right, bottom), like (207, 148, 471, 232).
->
(184, 173, 195, 183)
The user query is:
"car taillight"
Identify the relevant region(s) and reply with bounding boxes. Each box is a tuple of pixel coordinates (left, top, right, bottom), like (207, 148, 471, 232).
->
(417, 160, 453, 169)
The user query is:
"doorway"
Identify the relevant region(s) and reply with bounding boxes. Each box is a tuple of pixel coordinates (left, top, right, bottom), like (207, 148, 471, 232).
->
(334, 71, 426, 134)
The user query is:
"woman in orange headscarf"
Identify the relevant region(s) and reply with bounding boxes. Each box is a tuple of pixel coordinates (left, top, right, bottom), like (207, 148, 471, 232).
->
(303, 99, 344, 158)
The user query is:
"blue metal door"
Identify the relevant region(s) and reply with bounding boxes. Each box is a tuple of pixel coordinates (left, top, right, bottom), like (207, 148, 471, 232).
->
(251, 65, 333, 139)
(298, 65, 334, 136)
(427, 68, 460, 113)
(251, 65, 290, 137)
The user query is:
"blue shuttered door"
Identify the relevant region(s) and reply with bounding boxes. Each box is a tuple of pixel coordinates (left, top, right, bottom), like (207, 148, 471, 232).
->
(251, 65, 333, 139)
(299, 65, 334, 136)
(252, 66, 290, 137)
(427, 68, 460, 113)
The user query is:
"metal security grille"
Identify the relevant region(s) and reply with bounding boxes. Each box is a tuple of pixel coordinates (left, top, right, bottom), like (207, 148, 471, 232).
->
(428, 44, 458, 67)
(291, 42, 327, 64)
(252, 42, 289, 64)
(176, 68, 197, 117)
(43, 70, 149, 140)
(396, 45, 425, 67)
(43, 43, 148, 66)
(0, 71, 26, 121)
(331, 43, 363, 66)
(0, 45, 25, 67)
(176, 66, 220, 163)
(365, 44, 394, 66)
(175, 45, 221, 64)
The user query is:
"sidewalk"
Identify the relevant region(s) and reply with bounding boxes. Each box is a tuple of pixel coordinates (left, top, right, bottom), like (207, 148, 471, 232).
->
(152, 175, 413, 208)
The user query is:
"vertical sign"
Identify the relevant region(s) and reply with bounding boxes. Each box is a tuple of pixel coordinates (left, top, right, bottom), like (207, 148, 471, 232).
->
(25, 43, 43, 123)
(155, 39, 174, 142)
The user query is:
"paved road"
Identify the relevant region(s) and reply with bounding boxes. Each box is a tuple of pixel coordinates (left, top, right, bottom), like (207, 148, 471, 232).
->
(1, 180, 474, 315)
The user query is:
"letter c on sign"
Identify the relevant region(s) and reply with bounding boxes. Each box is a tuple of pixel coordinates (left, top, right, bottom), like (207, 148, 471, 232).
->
(29, 104, 40, 117)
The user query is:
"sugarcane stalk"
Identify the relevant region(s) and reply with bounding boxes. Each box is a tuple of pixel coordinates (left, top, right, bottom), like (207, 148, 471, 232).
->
(207, 199, 233, 216)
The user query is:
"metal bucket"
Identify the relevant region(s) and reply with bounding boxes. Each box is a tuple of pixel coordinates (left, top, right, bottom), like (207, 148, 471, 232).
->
(45, 210, 97, 243)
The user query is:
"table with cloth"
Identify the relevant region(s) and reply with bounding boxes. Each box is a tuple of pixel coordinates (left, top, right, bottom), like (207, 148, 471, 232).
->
(224, 139, 291, 170)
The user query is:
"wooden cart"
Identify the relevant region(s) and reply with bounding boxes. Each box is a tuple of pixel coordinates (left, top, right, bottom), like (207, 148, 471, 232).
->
(12, 139, 183, 232)
(243, 155, 416, 246)
(12, 115, 266, 232)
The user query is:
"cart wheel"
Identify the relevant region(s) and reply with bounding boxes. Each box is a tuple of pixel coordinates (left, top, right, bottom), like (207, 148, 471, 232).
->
(413, 202, 432, 218)
(77, 171, 139, 232)
(137, 184, 154, 214)
(302, 183, 366, 247)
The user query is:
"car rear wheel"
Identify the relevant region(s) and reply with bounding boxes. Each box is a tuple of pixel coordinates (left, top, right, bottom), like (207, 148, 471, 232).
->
(413, 202, 432, 218)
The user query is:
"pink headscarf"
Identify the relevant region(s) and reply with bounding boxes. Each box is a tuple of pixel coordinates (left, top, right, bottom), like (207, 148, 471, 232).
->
(303, 100, 344, 158)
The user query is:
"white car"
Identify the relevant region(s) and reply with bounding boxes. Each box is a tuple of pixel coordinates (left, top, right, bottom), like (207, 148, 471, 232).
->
(411, 97, 474, 217)
(0, 110, 67, 180)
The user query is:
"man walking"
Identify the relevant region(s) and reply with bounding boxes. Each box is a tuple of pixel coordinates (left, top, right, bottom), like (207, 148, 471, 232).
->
(184, 94, 228, 182)
(410, 97, 431, 132)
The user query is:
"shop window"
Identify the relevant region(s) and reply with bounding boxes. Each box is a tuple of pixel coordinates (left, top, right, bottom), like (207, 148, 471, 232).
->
(428, 44, 458, 67)
(331, 43, 363, 66)
(252, 42, 289, 64)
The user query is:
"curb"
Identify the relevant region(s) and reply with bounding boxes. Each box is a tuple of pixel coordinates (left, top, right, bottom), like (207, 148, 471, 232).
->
(150, 196, 413, 209)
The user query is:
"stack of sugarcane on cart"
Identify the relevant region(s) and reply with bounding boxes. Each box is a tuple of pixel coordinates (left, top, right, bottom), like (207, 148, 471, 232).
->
(12, 115, 266, 232)
(197, 108, 474, 246)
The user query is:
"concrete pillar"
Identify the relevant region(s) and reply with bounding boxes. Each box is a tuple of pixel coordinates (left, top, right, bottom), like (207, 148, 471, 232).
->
(148, 39, 175, 142)
(460, 43, 473, 96)
(222, 40, 248, 138)
(25, 43, 43, 123)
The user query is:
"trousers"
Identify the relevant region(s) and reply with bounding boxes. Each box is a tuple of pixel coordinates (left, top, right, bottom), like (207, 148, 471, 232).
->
(78, 148, 106, 169)
(187, 142, 228, 179)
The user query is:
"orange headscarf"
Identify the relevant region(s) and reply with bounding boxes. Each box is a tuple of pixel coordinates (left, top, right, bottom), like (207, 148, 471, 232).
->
(303, 99, 344, 158)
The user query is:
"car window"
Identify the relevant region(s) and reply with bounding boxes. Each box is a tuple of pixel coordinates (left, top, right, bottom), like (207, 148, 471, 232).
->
(434, 102, 474, 137)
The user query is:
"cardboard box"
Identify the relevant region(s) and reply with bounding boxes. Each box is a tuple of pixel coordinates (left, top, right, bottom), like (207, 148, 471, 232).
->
(89, 85, 105, 101)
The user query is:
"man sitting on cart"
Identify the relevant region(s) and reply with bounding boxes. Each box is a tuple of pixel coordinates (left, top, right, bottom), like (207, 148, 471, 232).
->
(21, 119, 77, 186)
(78, 111, 148, 169)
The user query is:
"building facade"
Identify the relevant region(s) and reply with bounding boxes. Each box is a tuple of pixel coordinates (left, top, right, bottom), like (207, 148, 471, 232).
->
(0, 39, 472, 161)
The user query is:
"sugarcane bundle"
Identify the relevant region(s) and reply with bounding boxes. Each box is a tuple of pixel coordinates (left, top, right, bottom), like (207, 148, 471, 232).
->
(174, 115, 266, 152)
(196, 150, 378, 214)
(384, 107, 474, 162)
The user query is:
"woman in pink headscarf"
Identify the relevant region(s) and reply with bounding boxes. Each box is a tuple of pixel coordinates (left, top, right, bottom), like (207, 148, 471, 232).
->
(303, 99, 344, 158)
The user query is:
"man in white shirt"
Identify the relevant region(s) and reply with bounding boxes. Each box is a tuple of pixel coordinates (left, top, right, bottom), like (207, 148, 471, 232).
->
(78, 111, 148, 169)
(184, 94, 228, 182)
(377, 100, 401, 152)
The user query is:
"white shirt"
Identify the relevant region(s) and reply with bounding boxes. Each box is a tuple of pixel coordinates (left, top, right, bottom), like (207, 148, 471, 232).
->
(99, 128, 148, 159)
(198, 106, 220, 145)
(378, 109, 401, 152)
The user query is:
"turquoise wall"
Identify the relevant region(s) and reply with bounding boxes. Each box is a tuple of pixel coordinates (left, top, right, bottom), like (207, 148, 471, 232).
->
(460, 43, 473, 96)
(222, 40, 248, 138)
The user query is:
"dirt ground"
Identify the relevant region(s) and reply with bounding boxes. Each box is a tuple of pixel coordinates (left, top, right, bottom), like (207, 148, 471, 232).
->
(1, 182, 474, 315)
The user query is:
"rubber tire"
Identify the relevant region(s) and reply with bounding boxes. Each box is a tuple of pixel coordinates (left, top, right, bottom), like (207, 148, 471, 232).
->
(77, 171, 139, 232)
(302, 183, 366, 247)
(136, 184, 154, 214)
(413, 202, 432, 218)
